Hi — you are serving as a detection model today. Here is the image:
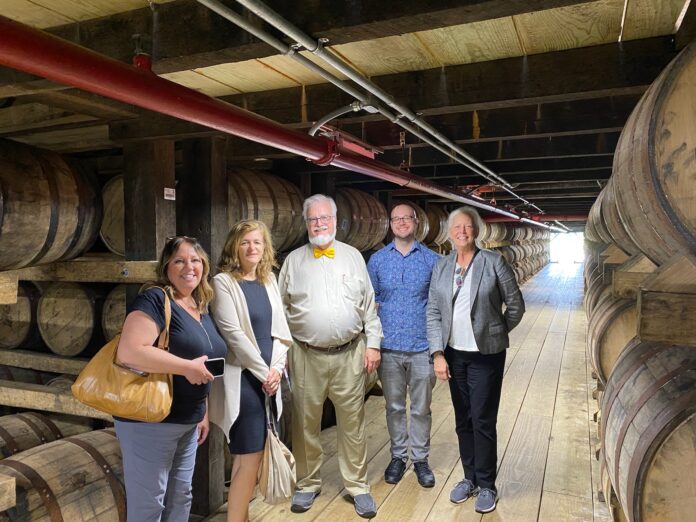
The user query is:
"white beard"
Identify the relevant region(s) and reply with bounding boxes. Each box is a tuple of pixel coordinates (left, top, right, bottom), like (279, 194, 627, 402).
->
(309, 231, 336, 247)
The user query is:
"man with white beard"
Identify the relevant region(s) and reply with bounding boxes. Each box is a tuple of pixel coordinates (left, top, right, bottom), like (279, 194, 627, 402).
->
(279, 194, 383, 519)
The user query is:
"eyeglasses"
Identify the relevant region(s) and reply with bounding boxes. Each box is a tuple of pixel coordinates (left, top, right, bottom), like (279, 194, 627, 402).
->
(166, 235, 198, 243)
(455, 266, 463, 288)
(305, 215, 334, 225)
(390, 216, 416, 224)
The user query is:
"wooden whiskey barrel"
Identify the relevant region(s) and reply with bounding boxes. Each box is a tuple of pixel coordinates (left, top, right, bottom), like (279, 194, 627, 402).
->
(612, 43, 696, 264)
(602, 340, 696, 521)
(0, 282, 43, 350)
(479, 222, 507, 243)
(0, 139, 102, 270)
(587, 197, 613, 245)
(99, 175, 125, 256)
(101, 284, 127, 341)
(587, 292, 637, 385)
(227, 169, 305, 252)
(37, 283, 106, 357)
(423, 206, 449, 246)
(336, 188, 389, 251)
(599, 180, 640, 256)
(0, 429, 124, 521)
(0, 366, 53, 385)
(0, 411, 91, 459)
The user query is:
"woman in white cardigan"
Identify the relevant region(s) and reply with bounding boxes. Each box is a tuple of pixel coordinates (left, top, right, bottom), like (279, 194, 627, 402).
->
(209, 220, 292, 522)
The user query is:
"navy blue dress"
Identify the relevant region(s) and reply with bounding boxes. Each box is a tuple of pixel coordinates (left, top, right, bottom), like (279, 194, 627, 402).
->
(228, 280, 273, 454)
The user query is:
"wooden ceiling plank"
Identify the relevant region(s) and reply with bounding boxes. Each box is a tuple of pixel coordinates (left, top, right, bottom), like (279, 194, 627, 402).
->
(622, 0, 686, 41)
(0, 102, 96, 134)
(415, 18, 524, 66)
(513, 0, 623, 55)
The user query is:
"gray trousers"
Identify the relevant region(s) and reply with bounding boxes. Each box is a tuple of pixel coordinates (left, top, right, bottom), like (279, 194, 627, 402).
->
(378, 350, 436, 463)
(114, 420, 198, 522)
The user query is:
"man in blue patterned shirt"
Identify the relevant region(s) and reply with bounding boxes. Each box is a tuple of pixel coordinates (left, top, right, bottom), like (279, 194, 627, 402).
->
(367, 203, 440, 488)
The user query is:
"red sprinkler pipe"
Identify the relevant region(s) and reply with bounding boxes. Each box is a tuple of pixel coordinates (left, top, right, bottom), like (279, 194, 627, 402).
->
(0, 15, 524, 219)
(485, 213, 588, 223)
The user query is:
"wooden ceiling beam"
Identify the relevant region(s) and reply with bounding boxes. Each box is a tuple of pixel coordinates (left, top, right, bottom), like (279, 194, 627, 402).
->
(0, 0, 584, 95)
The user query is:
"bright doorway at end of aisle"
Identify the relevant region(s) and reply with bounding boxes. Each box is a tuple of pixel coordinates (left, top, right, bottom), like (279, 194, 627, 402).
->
(550, 231, 585, 264)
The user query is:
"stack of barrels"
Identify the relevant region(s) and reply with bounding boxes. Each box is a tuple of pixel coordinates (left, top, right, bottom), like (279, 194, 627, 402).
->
(584, 42, 696, 522)
(479, 224, 551, 284)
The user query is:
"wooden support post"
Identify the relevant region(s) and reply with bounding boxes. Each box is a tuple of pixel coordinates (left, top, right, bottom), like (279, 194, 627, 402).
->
(638, 253, 696, 346)
(123, 140, 176, 262)
(178, 137, 229, 269)
(178, 138, 227, 516)
(314, 172, 336, 197)
(122, 140, 176, 304)
(611, 253, 657, 299)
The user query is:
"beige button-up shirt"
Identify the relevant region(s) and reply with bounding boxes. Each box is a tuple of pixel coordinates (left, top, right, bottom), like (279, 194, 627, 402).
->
(278, 241, 383, 348)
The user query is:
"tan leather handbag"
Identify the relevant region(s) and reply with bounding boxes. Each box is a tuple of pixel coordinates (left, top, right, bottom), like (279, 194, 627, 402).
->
(257, 398, 296, 504)
(71, 287, 173, 422)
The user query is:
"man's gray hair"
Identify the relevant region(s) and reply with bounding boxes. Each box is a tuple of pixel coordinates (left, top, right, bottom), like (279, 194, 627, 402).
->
(302, 193, 337, 220)
(447, 206, 483, 240)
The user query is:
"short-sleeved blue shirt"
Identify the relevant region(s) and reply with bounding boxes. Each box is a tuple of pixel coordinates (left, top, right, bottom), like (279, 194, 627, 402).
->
(126, 287, 227, 424)
(367, 241, 440, 352)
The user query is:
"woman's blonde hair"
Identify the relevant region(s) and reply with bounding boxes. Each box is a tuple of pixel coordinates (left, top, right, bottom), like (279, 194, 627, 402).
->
(144, 236, 214, 313)
(218, 220, 276, 284)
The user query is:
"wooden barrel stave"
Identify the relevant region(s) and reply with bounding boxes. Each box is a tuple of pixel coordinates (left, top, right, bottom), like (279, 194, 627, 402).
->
(0, 411, 91, 460)
(602, 341, 696, 521)
(227, 170, 305, 252)
(99, 175, 125, 257)
(37, 282, 106, 357)
(101, 284, 128, 341)
(613, 44, 696, 264)
(0, 429, 124, 521)
(0, 282, 43, 350)
(423, 206, 449, 246)
(587, 292, 637, 385)
(0, 140, 101, 270)
(336, 188, 389, 251)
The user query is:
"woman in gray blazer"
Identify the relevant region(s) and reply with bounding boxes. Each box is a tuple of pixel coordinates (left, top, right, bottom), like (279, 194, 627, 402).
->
(426, 207, 525, 514)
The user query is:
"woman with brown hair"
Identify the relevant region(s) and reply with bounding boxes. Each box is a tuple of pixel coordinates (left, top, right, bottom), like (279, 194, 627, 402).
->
(115, 236, 228, 522)
(208, 220, 293, 522)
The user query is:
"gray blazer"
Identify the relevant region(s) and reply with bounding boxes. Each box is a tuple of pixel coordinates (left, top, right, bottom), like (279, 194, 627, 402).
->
(426, 248, 525, 356)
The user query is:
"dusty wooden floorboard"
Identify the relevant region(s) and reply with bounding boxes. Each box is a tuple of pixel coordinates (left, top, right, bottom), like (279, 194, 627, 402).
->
(205, 263, 611, 521)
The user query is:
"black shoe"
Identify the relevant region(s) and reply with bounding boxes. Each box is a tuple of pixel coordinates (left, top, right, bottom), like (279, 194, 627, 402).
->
(384, 457, 407, 484)
(413, 461, 435, 488)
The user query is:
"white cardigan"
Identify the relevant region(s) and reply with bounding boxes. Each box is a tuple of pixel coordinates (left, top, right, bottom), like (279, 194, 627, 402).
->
(208, 271, 292, 442)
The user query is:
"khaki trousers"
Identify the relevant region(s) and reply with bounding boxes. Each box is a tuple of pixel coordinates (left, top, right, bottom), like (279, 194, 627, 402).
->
(290, 335, 369, 496)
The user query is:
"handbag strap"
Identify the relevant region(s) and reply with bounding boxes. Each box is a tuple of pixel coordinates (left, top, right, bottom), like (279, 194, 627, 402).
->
(265, 397, 278, 436)
(155, 287, 172, 351)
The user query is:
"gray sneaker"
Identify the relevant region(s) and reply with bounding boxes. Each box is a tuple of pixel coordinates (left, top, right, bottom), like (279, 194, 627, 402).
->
(475, 488, 497, 513)
(353, 493, 377, 519)
(449, 479, 479, 504)
(290, 490, 320, 513)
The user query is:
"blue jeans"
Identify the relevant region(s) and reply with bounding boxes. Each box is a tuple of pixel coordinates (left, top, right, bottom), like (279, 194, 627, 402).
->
(114, 420, 198, 522)
(377, 349, 436, 462)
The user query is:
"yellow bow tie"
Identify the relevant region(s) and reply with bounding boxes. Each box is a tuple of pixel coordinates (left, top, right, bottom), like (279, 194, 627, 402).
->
(313, 247, 335, 259)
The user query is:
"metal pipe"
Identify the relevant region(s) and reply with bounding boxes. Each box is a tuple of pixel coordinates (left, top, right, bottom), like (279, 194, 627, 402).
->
(233, 0, 542, 212)
(0, 15, 523, 220)
(201, 0, 540, 211)
(485, 213, 587, 223)
(309, 102, 362, 136)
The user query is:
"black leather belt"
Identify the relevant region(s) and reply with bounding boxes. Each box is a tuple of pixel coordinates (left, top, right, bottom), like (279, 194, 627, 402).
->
(299, 337, 356, 353)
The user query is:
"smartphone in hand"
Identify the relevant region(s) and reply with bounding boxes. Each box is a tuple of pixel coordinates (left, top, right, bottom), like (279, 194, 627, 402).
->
(204, 357, 225, 378)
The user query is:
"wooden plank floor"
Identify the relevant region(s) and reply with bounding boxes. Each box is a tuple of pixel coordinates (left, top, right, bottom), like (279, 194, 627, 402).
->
(204, 263, 611, 522)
